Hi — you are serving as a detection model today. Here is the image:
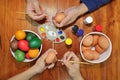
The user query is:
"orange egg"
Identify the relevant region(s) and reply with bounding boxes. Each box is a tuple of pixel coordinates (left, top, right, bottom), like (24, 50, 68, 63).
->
(83, 49, 94, 60)
(93, 51, 100, 60)
(95, 45, 104, 54)
(54, 12, 66, 23)
(98, 36, 109, 50)
(81, 45, 91, 52)
(45, 51, 57, 64)
(92, 35, 99, 46)
(83, 35, 93, 47)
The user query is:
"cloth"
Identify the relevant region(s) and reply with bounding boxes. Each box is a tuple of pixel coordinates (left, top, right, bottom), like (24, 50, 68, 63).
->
(81, 0, 111, 12)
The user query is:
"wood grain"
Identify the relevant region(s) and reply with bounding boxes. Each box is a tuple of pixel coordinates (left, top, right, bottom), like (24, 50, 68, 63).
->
(0, 0, 120, 80)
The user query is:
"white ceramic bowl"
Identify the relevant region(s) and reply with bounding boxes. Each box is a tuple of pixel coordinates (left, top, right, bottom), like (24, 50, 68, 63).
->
(80, 32, 112, 63)
(10, 30, 42, 62)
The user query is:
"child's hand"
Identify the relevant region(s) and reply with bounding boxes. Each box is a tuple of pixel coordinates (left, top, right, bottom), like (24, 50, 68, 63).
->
(26, 0, 46, 21)
(62, 51, 82, 80)
(33, 49, 57, 73)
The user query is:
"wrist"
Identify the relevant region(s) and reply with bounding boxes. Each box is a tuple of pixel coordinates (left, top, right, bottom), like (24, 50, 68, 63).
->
(71, 72, 84, 80)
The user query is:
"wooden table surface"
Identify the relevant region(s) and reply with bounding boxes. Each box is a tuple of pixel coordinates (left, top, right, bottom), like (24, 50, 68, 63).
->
(0, 0, 120, 80)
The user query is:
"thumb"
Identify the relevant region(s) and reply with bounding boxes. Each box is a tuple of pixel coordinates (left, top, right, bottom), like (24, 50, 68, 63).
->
(64, 61, 72, 70)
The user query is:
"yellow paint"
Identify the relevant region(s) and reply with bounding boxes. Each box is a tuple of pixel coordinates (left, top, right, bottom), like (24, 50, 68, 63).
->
(65, 38, 72, 45)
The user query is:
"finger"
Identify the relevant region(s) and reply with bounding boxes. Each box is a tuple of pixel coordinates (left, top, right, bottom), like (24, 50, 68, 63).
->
(70, 52, 80, 61)
(47, 63, 55, 69)
(59, 16, 71, 27)
(33, 1, 42, 14)
(53, 20, 61, 27)
(63, 60, 72, 70)
(63, 51, 71, 59)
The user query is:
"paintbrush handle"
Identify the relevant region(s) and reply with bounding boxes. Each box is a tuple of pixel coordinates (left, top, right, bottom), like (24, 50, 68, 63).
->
(57, 60, 91, 64)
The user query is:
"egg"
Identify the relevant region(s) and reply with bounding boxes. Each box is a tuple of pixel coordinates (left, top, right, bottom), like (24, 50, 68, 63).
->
(10, 39, 18, 51)
(92, 35, 99, 46)
(29, 38, 42, 48)
(93, 51, 100, 60)
(45, 51, 57, 64)
(95, 45, 104, 54)
(15, 49, 25, 62)
(83, 49, 94, 60)
(54, 12, 66, 23)
(83, 35, 93, 46)
(81, 45, 91, 52)
(98, 36, 109, 50)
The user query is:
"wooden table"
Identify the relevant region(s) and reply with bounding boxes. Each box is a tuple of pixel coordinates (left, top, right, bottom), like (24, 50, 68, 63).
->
(0, 0, 120, 80)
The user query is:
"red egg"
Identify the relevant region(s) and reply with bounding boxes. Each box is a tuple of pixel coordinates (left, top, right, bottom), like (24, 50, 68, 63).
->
(18, 40, 29, 51)
(25, 53, 30, 59)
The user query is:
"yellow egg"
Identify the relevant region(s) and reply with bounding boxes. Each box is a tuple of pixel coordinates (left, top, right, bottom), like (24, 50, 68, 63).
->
(45, 51, 57, 64)
(28, 48, 39, 58)
(15, 30, 26, 40)
(54, 12, 66, 23)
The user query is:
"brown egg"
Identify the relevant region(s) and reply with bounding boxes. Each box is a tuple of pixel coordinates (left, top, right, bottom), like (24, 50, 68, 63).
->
(54, 12, 66, 23)
(83, 49, 94, 60)
(93, 51, 100, 60)
(81, 45, 91, 52)
(10, 39, 18, 51)
(45, 51, 57, 64)
(83, 35, 93, 47)
(98, 36, 109, 50)
(95, 45, 104, 54)
(92, 35, 99, 46)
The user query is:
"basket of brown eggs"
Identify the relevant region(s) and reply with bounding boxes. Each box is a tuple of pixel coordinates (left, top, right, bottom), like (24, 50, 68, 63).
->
(80, 32, 112, 63)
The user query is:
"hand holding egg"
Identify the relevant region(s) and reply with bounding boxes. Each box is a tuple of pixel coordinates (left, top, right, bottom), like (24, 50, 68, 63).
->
(45, 49, 57, 64)
(54, 12, 66, 23)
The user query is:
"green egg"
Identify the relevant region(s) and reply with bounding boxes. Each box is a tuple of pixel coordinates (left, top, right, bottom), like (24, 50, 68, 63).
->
(29, 38, 42, 48)
(26, 33, 37, 41)
(15, 49, 25, 62)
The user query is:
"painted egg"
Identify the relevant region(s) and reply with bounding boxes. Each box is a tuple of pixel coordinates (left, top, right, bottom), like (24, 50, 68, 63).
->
(45, 51, 57, 64)
(15, 49, 25, 62)
(26, 33, 37, 41)
(10, 39, 18, 51)
(29, 38, 42, 48)
(15, 30, 26, 40)
(28, 48, 39, 58)
(25, 53, 30, 59)
(54, 12, 66, 23)
(98, 36, 109, 50)
(18, 40, 29, 51)
(83, 35, 93, 46)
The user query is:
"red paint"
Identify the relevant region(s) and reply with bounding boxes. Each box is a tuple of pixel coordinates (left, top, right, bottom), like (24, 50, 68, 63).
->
(55, 38, 60, 42)
(94, 25, 102, 32)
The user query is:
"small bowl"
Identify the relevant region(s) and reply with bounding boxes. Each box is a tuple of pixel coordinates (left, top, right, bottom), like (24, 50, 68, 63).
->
(80, 32, 112, 63)
(10, 30, 42, 62)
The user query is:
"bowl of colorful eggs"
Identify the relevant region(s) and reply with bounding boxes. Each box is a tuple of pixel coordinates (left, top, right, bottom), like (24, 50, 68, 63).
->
(80, 32, 112, 63)
(10, 30, 42, 62)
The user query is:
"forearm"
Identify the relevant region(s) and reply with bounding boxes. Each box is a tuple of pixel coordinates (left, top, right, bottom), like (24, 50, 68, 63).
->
(76, 3, 89, 17)
(71, 72, 84, 80)
(8, 65, 39, 80)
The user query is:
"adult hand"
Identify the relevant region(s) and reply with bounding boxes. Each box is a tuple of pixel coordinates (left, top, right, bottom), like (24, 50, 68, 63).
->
(53, 3, 88, 28)
(26, 0, 46, 21)
(34, 49, 57, 73)
(62, 51, 84, 80)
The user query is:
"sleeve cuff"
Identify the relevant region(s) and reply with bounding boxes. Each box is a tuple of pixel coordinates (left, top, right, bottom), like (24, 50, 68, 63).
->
(81, 0, 111, 12)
